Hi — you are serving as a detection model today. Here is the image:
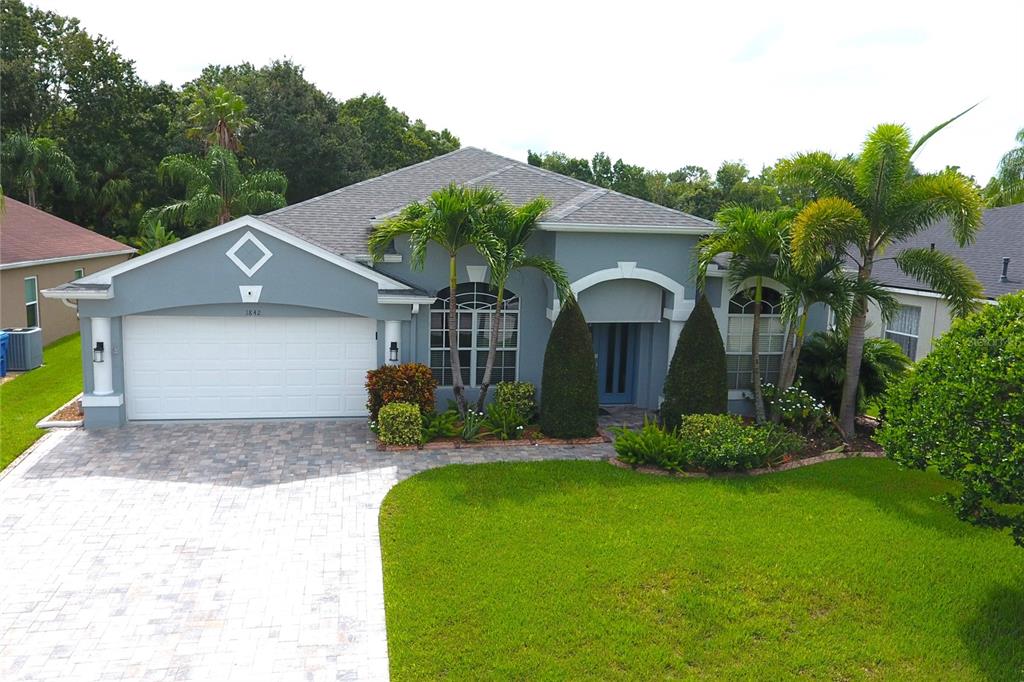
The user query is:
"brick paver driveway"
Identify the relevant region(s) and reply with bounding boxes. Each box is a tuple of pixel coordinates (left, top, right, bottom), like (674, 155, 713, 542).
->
(0, 421, 613, 681)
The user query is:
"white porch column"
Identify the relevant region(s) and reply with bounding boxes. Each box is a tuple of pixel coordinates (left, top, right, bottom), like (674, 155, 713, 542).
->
(91, 317, 113, 395)
(668, 320, 684, 371)
(384, 320, 402, 365)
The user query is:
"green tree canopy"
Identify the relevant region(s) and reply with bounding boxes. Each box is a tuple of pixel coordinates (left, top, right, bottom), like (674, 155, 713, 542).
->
(984, 127, 1024, 207)
(1, 133, 77, 208)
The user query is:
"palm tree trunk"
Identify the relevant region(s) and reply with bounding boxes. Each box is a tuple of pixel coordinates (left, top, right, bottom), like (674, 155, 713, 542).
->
(475, 283, 504, 412)
(771, 323, 798, 424)
(838, 256, 873, 440)
(447, 255, 468, 416)
(751, 277, 767, 423)
(779, 307, 810, 392)
(27, 183, 37, 209)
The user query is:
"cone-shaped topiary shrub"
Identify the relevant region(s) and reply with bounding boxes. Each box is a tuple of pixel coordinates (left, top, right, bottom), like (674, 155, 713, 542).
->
(660, 294, 727, 430)
(540, 299, 598, 438)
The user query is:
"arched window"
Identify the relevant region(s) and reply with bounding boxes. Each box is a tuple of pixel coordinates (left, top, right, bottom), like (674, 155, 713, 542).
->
(430, 283, 519, 386)
(725, 288, 785, 390)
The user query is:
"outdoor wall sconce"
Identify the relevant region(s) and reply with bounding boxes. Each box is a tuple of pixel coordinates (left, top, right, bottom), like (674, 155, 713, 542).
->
(93, 341, 105, 363)
(389, 341, 399, 362)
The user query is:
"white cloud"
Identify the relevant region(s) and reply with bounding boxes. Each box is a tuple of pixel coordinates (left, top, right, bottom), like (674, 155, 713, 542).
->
(34, 0, 1024, 183)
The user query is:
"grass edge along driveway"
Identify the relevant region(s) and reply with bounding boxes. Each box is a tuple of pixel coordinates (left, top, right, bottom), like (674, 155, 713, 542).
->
(381, 458, 1023, 681)
(1, 333, 82, 470)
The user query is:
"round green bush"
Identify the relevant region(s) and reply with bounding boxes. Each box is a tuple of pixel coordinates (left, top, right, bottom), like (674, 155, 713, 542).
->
(877, 292, 1024, 546)
(661, 294, 727, 430)
(540, 299, 598, 438)
(378, 401, 424, 446)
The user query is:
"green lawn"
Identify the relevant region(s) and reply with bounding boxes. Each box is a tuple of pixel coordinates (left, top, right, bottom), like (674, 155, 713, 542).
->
(1, 334, 82, 470)
(381, 458, 1024, 681)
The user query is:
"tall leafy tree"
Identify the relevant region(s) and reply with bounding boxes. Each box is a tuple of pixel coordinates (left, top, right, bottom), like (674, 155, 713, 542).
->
(784, 113, 983, 438)
(697, 205, 790, 423)
(145, 146, 287, 231)
(476, 196, 571, 410)
(1, 133, 77, 208)
(368, 183, 503, 415)
(185, 84, 256, 152)
(984, 127, 1024, 207)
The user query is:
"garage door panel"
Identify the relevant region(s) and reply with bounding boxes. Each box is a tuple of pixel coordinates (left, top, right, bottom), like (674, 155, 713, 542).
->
(124, 315, 376, 420)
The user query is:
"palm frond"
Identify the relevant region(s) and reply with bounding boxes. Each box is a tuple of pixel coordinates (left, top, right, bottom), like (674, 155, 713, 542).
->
(894, 247, 983, 317)
(855, 123, 912, 222)
(519, 255, 572, 301)
(910, 102, 979, 157)
(183, 190, 225, 229)
(775, 151, 857, 202)
(243, 170, 288, 196)
(237, 189, 287, 215)
(887, 169, 983, 246)
(791, 197, 866, 272)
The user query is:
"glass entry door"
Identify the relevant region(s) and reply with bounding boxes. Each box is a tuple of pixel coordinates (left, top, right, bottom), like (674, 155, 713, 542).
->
(592, 323, 637, 404)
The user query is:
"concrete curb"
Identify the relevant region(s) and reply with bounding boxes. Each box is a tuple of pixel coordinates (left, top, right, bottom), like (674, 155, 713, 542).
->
(36, 393, 84, 429)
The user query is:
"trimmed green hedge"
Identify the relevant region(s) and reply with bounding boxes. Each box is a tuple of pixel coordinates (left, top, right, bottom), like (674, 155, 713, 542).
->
(378, 402, 423, 446)
(661, 294, 727, 429)
(540, 300, 598, 438)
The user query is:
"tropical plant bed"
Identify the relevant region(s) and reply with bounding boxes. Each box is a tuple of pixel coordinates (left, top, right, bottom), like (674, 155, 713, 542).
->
(611, 447, 884, 478)
(376, 427, 609, 451)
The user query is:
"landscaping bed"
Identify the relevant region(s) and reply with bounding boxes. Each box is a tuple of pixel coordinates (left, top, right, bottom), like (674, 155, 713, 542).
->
(376, 427, 609, 451)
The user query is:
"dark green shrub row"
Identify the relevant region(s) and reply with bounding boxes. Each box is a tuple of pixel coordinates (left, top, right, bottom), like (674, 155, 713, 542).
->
(614, 414, 803, 472)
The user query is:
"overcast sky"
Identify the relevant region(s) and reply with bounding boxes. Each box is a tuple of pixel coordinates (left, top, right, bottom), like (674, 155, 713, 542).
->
(36, 0, 1024, 183)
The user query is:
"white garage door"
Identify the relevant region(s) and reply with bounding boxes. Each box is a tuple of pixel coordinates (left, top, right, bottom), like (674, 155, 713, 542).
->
(123, 315, 377, 420)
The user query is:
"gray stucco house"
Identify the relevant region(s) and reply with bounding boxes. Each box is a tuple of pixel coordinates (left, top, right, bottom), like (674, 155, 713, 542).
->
(45, 147, 800, 428)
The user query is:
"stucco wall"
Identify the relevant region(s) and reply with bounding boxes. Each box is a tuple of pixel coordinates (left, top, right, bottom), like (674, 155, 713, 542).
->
(864, 291, 953, 361)
(1, 254, 131, 344)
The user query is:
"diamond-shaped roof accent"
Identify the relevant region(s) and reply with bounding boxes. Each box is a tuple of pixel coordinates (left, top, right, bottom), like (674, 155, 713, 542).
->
(226, 231, 273, 277)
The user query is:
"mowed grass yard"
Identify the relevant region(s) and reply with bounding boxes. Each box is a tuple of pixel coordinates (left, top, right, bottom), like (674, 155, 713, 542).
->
(1, 334, 82, 470)
(381, 458, 1024, 681)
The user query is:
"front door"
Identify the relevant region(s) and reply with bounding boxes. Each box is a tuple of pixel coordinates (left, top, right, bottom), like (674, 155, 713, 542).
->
(592, 323, 637, 404)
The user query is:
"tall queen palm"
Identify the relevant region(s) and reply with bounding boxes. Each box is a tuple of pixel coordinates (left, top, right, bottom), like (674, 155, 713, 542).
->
(784, 112, 983, 438)
(368, 183, 503, 415)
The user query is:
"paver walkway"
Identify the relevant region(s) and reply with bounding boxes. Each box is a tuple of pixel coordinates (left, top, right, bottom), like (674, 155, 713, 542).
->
(0, 420, 613, 681)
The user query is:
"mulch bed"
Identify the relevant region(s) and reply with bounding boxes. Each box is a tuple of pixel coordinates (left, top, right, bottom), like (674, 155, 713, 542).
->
(50, 399, 83, 422)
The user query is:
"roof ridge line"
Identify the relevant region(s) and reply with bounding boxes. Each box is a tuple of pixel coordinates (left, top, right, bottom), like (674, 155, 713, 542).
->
(544, 187, 608, 221)
(372, 163, 520, 220)
(262, 146, 483, 216)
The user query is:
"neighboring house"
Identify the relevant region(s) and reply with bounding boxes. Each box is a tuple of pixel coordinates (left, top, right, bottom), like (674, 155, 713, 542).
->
(44, 147, 809, 428)
(863, 203, 1023, 361)
(1, 197, 135, 345)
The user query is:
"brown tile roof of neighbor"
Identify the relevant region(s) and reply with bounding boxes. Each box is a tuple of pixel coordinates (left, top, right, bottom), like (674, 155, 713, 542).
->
(262, 147, 715, 256)
(1, 196, 135, 266)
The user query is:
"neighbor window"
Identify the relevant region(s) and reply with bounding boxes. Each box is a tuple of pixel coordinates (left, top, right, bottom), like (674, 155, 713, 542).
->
(725, 288, 784, 390)
(24, 276, 39, 327)
(430, 283, 519, 386)
(74, 267, 84, 279)
(885, 305, 921, 360)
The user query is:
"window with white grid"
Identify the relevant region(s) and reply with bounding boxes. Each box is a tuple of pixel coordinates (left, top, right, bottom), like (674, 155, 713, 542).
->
(884, 304, 921, 360)
(430, 283, 519, 386)
(725, 288, 785, 390)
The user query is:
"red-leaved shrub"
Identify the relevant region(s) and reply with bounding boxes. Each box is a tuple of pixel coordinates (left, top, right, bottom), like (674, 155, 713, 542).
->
(365, 363, 436, 419)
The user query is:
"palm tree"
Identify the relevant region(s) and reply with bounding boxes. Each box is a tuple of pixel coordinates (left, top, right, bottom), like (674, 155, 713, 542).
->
(475, 196, 571, 410)
(697, 205, 790, 423)
(773, 249, 897, 395)
(132, 220, 180, 254)
(367, 183, 503, 415)
(784, 113, 983, 438)
(185, 85, 256, 152)
(1, 133, 77, 208)
(145, 146, 287, 232)
(984, 127, 1024, 207)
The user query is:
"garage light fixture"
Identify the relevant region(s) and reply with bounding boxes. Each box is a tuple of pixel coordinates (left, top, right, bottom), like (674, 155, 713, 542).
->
(93, 341, 105, 363)
(389, 341, 399, 362)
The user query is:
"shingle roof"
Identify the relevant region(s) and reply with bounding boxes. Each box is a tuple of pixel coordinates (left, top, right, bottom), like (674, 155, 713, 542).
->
(261, 147, 714, 256)
(1, 197, 134, 265)
(871, 203, 1024, 299)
